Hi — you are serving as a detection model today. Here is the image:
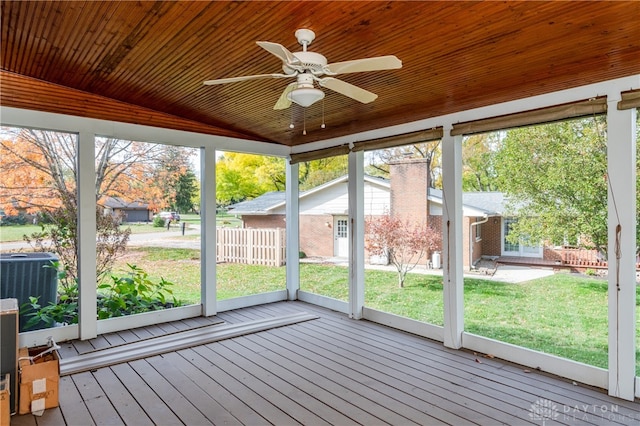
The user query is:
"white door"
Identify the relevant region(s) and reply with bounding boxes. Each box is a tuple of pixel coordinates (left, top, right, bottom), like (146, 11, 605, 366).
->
(334, 217, 349, 257)
(502, 218, 542, 258)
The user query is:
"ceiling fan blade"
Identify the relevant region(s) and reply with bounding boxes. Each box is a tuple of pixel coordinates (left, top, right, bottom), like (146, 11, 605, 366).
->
(318, 77, 378, 104)
(324, 55, 402, 75)
(257, 41, 301, 66)
(274, 82, 297, 110)
(203, 73, 292, 85)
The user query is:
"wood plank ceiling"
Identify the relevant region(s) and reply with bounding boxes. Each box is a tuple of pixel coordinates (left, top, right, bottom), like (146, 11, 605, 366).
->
(1, 1, 639, 147)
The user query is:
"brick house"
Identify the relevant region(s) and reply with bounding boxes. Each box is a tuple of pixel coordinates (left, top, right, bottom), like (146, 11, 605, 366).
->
(228, 160, 537, 269)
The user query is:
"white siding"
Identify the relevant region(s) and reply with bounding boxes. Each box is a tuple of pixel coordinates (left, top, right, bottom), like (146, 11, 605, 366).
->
(272, 180, 390, 216)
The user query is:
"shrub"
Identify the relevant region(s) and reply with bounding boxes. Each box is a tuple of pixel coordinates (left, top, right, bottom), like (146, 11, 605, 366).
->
(153, 215, 165, 227)
(22, 263, 182, 327)
(0, 214, 27, 226)
(97, 263, 182, 319)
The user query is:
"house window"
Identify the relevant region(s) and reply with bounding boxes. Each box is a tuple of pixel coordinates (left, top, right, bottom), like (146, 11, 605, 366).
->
(336, 219, 348, 238)
(475, 220, 482, 241)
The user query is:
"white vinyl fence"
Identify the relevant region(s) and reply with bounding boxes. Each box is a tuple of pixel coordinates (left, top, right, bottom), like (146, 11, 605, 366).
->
(216, 227, 286, 266)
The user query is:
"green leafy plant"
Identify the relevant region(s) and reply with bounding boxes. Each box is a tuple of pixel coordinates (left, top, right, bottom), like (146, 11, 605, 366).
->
(23, 282, 79, 330)
(153, 215, 166, 227)
(97, 263, 182, 319)
(23, 262, 182, 326)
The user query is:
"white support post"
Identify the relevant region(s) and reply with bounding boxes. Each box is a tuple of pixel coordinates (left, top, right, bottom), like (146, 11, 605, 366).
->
(442, 128, 464, 349)
(348, 150, 365, 319)
(606, 98, 637, 400)
(201, 147, 217, 316)
(77, 131, 97, 340)
(285, 161, 300, 300)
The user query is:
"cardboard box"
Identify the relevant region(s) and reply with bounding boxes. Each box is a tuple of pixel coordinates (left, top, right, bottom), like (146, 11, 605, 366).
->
(1, 373, 9, 426)
(18, 346, 59, 415)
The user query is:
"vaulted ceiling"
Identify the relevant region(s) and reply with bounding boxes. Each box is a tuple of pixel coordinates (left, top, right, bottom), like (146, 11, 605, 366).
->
(1, 1, 639, 147)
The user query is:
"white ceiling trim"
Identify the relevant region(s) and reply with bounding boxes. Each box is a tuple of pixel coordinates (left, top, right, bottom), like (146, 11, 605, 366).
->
(291, 75, 640, 155)
(0, 107, 290, 158)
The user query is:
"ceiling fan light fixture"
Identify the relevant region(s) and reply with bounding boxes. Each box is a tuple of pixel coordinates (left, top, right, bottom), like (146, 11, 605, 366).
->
(287, 87, 325, 107)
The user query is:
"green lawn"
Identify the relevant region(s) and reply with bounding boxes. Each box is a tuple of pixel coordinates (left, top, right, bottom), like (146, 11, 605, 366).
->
(108, 247, 640, 370)
(0, 224, 42, 242)
(0, 223, 177, 241)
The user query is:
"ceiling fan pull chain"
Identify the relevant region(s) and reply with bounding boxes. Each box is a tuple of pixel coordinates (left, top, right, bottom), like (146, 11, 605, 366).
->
(303, 108, 307, 135)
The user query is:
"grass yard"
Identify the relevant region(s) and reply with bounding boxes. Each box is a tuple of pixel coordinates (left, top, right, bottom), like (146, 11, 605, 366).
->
(0, 224, 42, 241)
(109, 246, 640, 370)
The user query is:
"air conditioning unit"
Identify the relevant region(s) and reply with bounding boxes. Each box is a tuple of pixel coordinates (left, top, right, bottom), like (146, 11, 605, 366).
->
(0, 253, 59, 331)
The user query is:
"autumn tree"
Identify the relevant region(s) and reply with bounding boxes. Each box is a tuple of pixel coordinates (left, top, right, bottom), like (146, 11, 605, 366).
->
(365, 215, 441, 287)
(0, 128, 197, 284)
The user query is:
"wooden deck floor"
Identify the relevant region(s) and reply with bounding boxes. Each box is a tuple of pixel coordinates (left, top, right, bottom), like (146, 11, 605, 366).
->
(11, 301, 640, 425)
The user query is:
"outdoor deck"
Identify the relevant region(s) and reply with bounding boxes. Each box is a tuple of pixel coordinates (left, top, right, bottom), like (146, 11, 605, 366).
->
(10, 301, 640, 425)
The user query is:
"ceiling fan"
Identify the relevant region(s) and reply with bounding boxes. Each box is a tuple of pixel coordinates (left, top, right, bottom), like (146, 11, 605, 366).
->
(203, 29, 402, 110)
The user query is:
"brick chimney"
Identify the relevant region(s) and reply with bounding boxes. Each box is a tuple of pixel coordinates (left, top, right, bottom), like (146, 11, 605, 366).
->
(389, 158, 429, 225)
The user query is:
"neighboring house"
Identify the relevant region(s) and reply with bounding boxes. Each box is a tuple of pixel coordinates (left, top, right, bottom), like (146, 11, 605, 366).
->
(229, 174, 391, 258)
(102, 197, 152, 223)
(229, 159, 532, 269)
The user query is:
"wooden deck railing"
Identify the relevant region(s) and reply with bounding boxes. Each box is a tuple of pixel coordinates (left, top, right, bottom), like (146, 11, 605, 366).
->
(560, 246, 640, 269)
(216, 227, 286, 266)
(561, 246, 606, 267)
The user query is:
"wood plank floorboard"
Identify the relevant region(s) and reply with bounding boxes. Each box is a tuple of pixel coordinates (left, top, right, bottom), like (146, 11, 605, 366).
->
(12, 300, 640, 425)
(144, 354, 243, 425)
(127, 358, 213, 425)
(180, 346, 299, 425)
(160, 350, 270, 426)
(296, 306, 598, 424)
(251, 325, 473, 425)
(109, 362, 183, 426)
(57, 375, 95, 425)
(265, 324, 521, 425)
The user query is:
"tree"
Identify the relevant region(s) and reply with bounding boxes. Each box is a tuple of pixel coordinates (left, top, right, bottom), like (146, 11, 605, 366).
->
(215, 152, 348, 206)
(173, 169, 198, 213)
(365, 141, 442, 187)
(148, 145, 198, 212)
(493, 117, 619, 255)
(462, 133, 501, 191)
(365, 215, 441, 287)
(0, 128, 198, 285)
(216, 153, 273, 206)
(298, 155, 348, 190)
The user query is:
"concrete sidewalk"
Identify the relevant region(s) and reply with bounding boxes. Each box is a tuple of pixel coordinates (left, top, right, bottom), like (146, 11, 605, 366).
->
(302, 256, 555, 283)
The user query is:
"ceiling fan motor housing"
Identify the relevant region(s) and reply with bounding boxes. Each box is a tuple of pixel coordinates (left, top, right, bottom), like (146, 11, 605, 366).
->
(285, 51, 328, 75)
